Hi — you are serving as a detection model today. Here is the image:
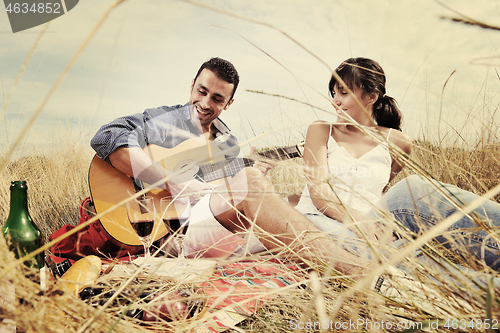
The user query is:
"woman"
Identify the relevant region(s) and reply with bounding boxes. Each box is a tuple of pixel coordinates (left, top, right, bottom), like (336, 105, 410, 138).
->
(297, 57, 500, 272)
(295, 57, 411, 247)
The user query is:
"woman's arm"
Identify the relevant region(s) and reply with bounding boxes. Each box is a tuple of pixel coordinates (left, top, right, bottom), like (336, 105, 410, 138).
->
(303, 121, 353, 222)
(387, 130, 412, 183)
(303, 122, 392, 243)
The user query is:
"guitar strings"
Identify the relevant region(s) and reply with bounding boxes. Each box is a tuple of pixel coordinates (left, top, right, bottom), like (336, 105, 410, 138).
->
(199, 158, 253, 182)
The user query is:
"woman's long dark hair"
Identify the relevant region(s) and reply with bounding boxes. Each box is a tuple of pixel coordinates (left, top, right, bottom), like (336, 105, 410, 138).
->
(329, 57, 402, 131)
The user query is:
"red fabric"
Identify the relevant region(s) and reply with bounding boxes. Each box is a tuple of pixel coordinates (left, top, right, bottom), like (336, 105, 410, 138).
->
(194, 261, 302, 332)
(49, 197, 143, 261)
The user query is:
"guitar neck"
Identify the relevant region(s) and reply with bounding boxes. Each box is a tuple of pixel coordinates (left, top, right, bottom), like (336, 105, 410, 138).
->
(195, 143, 303, 183)
(198, 158, 253, 183)
(257, 144, 303, 160)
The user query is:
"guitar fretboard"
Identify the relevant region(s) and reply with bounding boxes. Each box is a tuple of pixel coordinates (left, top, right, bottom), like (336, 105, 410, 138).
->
(197, 158, 254, 182)
(193, 144, 302, 183)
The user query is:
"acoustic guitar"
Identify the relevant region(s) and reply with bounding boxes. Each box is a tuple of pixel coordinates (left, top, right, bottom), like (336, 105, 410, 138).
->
(88, 138, 304, 247)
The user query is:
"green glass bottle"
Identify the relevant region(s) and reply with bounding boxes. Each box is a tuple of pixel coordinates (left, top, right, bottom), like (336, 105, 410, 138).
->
(2, 181, 43, 268)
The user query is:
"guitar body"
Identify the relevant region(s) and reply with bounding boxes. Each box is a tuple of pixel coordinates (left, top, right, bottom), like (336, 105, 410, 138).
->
(88, 138, 224, 247)
(88, 138, 303, 247)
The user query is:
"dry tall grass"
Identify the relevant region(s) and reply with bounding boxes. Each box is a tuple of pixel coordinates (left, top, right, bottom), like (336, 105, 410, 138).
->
(408, 140, 500, 202)
(0, 137, 499, 332)
(2, 2, 500, 332)
(0, 145, 94, 242)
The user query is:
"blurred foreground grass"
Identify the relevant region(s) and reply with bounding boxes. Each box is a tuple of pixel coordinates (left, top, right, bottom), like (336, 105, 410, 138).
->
(0, 138, 498, 332)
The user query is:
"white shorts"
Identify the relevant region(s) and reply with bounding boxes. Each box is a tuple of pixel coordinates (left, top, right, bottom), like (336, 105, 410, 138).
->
(181, 193, 266, 259)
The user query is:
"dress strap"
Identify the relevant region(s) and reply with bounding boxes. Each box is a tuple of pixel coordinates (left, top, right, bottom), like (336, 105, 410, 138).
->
(386, 128, 393, 141)
(326, 123, 339, 149)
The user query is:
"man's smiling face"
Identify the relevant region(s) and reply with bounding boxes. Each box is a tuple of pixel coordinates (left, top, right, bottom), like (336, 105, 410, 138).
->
(189, 68, 234, 133)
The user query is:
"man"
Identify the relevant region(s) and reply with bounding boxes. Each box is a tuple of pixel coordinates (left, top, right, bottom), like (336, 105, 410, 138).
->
(91, 57, 368, 275)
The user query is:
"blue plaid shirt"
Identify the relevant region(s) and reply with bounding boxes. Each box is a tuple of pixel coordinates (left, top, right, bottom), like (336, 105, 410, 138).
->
(91, 103, 239, 162)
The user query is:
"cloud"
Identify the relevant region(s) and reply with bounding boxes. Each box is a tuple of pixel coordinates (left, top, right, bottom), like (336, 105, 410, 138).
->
(2, 0, 500, 154)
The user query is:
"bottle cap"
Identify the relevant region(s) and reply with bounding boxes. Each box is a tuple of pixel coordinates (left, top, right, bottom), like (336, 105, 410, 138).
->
(10, 180, 27, 189)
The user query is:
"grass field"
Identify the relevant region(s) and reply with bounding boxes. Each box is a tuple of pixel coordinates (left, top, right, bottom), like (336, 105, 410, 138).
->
(1, 2, 500, 332)
(0, 136, 499, 332)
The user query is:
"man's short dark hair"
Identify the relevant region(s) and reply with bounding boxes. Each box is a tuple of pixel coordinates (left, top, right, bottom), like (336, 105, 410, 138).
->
(194, 57, 240, 101)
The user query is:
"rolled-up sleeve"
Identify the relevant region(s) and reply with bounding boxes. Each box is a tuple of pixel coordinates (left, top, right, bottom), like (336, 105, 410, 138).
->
(90, 103, 240, 163)
(90, 113, 147, 161)
(91, 104, 193, 161)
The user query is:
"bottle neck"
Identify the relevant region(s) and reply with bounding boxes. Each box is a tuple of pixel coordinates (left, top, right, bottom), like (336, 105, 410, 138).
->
(9, 187, 29, 221)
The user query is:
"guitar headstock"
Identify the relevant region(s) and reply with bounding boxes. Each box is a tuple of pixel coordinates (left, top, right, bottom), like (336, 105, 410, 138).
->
(297, 140, 305, 156)
(256, 141, 304, 161)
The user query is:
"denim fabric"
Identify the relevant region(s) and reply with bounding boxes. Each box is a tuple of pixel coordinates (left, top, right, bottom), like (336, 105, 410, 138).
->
(383, 175, 500, 271)
(302, 174, 500, 272)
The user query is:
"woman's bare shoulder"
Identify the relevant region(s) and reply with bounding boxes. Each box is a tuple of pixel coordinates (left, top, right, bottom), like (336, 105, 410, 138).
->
(308, 120, 331, 127)
(389, 129, 412, 154)
(307, 120, 333, 134)
(305, 121, 333, 146)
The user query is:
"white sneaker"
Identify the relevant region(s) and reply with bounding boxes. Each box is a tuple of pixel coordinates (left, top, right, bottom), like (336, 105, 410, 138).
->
(372, 265, 472, 315)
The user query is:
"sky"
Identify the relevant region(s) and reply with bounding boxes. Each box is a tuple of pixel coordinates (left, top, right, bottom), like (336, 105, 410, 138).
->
(1, 0, 500, 157)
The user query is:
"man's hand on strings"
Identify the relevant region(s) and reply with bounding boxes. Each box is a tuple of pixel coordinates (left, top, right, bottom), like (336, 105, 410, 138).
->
(169, 179, 216, 205)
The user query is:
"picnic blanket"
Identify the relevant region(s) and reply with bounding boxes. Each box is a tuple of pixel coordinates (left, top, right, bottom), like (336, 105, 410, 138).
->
(195, 261, 300, 332)
(48, 199, 303, 332)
